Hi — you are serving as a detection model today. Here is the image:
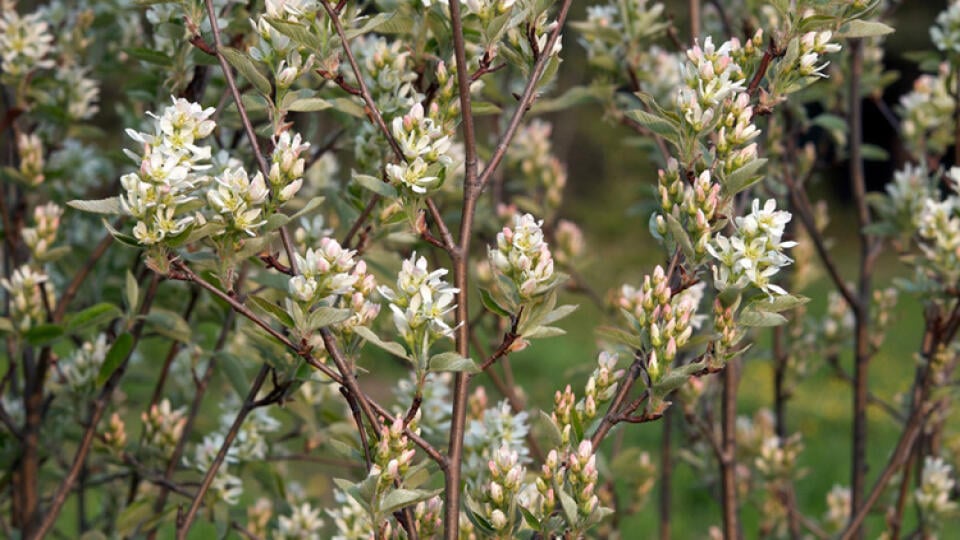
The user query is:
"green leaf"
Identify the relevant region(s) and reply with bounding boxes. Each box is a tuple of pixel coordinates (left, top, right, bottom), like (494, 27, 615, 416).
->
(557, 487, 578, 526)
(142, 308, 193, 343)
(285, 97, 332, 112)
(746, 294, 809, 313)
(524, 325, 566, 339)
(344, 13, 395, 39)
(264, 196, 325, 232)
(103, 218, 140, 247)
(811, 113, 847, 134)
(353, 326, 410, 361)
(97, 333, 134, 386)
(541, 304, 578, 326)
(738, 309, 788, 327)
(66, 303, 122, 333)
(24, 323, 64, 346)
(264, 18, 323, 50)
(379, 488, 442, 514)
(220, 46, 272, 96)
(838, 20, 895, 38)
(429, 352, 480, 373)
(67, 197, 123, 215)
(122, 47, 173, 66)
(723, 158, 768, 195)
(595, 325, 644, 349)
(479, 288, 512, 318)
(115, 499, 151, 537)
(125, 271, 140, 315)
(248, 296, 294, 327)
(664, 213, 695, 260)
(536, 410, 563, 449)
(625, 109, 679, 146)
(216, 351, 249, 397)
(353, 173, 397, 198)
(307, 307, 352, 330)
(0, 317, 13, 334)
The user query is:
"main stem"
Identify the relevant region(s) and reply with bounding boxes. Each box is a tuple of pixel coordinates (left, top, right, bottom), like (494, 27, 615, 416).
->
(848, 39, 873, 540)
(720, 358, 740, 540)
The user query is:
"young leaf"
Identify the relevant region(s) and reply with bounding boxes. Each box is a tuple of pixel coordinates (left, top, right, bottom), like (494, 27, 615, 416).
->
(307, 307, 352, 330)
(379, 488, 442, 515)
(353, 173, 398, 198)
(838, 20, 895, 38)
(738, 309, 788, 327)
(66, 303, 122, 333)
(248, 296, 295, 327)
(285, 97, 332, 112)
(24, 324, 64, 346)
(353, 326, 410, 361)
(220, 46, 272, 96)
(429, 352, 480, 373)
(67, 197, 123, 215)
(142, 308, 193, 343)
(125, 271, 140, 315)
(97, 332, 134, 386)
(479, 288, 512, 318)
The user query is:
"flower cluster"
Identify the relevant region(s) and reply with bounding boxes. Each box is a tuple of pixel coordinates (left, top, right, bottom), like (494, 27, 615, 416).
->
(707, 199, 796, 297)
(655, 162, 720, 262)
(754, 435, 804, 479)
(476, 445, 525, 534)
(372, 416, 417, 490)
(506, 120, 568, 217)
(795, 31, 841, 78)
(0, 5, 55, 77)
(18, 132, 45, 186)
(618, 266, 700, 381)
(932, 1, 960, 55)
(189, 406, 280, 505)
(537, 441, 600, 523)
(289, 238, 361, 304)
(379, 253, 458, 363)
(54, 65, 100, 121)
(1, 265, 54, 332)
(553, 219, 584, 266)
(489, 213, 557, 300)
(22, 202, 62, 260)
(326, 488, 373, 539)
(276, 502, 325, 540)
(898, 64, 955, 158)
(575, 0, 667, 73)
(142, 398, 187, 458)
(823, 485, 851, 532)
(386, 102, 454, 196)
(463, 397, 531, 486)
(915, 456, 957, 523)
(411, 496, 443, 538)
(103, 413, 128, 453)
(206, 166, 269, 236)
(269, 131, 310, 203)
(52, 334, 108, 395)
(122, 98, 216, 245)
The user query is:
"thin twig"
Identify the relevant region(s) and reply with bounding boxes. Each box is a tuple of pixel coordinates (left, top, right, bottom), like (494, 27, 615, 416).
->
(29, 275, 161, 540)
(175, 365, 271, 539)
(198, 0, 298, 270)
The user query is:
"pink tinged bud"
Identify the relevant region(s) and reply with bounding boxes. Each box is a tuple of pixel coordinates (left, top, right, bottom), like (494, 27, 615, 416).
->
(665, 337, 678, 361)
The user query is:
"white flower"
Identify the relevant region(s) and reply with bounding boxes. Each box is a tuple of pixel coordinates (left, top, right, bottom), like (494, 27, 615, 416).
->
(0, 7, 55, 76)
(916, 456, 957, 517)
(386, 157, 441, 195)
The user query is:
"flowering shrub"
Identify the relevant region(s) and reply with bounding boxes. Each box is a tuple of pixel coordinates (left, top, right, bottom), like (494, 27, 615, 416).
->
(1, 0, 959, 538)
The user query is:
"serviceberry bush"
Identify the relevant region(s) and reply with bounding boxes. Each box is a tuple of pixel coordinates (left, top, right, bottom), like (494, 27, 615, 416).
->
(1, 0, 959, 538)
